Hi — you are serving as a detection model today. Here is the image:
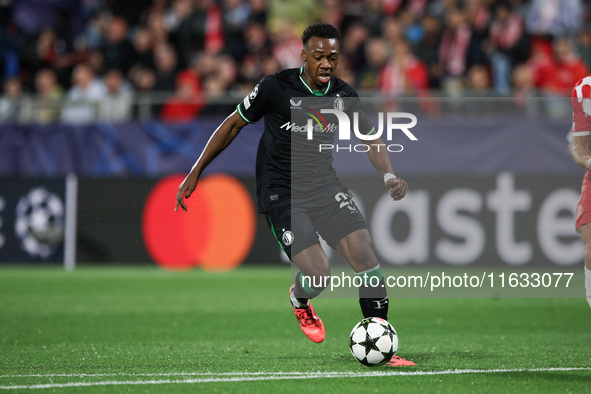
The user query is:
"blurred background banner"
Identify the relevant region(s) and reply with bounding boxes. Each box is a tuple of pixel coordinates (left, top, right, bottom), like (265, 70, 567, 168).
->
(0, 179, 67, 264)
(0, 173, 582, 268)
(0, 119, 261, 177)
(0, 111, 580, 177)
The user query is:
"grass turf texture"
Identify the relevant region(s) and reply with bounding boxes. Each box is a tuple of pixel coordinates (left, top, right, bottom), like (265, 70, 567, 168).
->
(0, 266, 590, 393)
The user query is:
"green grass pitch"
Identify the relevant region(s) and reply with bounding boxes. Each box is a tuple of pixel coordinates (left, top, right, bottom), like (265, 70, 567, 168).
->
(1, 266, 590, 393)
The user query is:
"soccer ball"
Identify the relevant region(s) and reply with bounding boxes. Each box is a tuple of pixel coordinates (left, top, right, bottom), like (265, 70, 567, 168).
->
(349, 317, 398, 367)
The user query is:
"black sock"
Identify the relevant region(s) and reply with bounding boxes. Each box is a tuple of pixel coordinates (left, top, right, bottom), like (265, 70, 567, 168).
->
(357, 266, 389, 320)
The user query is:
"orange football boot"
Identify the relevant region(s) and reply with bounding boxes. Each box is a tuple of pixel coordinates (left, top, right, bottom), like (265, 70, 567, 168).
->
(289, 285, 325, 343)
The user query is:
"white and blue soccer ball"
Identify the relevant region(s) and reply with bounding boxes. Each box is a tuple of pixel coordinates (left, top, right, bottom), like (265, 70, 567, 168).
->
(349, 317, 398, 367)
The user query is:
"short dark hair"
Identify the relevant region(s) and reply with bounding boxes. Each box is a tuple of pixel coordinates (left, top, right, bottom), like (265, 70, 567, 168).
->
(301, 23, 340, 47)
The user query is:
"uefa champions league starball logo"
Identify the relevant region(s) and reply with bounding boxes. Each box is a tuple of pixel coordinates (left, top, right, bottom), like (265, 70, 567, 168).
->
(14, 187, 65, 258)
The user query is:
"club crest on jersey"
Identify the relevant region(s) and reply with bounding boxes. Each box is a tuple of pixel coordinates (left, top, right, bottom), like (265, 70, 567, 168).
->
(333, 97, 344, 111)
(282, 230, 294, 246)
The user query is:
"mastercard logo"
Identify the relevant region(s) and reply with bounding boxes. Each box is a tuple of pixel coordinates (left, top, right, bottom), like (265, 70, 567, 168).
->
(142, 174, 256, 271)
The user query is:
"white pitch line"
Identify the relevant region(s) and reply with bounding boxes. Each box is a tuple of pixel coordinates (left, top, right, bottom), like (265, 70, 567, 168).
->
(0, 368, 590, 390)
(2, 367, 591, 379)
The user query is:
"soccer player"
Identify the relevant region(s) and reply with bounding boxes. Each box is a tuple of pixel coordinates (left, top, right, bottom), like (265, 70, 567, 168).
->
(569, 75, 591, 309)
(175, 23, 415, 366)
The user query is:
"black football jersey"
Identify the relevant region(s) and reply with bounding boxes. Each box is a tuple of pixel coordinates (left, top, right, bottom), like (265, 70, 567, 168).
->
(236, 67, 374, 213)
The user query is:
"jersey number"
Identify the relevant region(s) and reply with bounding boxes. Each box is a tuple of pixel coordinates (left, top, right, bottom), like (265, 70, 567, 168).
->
(335, 192, 358, 212)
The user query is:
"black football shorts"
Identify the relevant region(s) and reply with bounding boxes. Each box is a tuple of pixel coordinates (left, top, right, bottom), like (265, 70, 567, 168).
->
(264, 189, 367, 260)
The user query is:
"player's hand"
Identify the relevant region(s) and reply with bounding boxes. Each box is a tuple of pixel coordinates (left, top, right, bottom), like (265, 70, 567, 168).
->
(175, 174, 198, 212)
(386, 178, 408, 201)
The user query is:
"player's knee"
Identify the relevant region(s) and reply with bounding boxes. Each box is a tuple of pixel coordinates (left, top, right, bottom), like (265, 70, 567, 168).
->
(349, 246, 379, 272)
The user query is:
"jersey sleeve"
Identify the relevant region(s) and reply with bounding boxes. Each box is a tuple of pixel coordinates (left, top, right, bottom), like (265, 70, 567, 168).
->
(572, 77, 591, 137)
(347, 90, 376, 136)
(236, 76, 274, 124)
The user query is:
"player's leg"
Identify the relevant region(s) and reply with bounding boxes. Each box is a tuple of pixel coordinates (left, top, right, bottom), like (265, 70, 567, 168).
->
(313, 190, 389, 319)
(335, 229, 389, 320)
(576, 223, 591, 308)
(575, 179, 591, 309)
(265, 206, 328, 342)
(291, 244, 331, 305)
(336, 229, 415, 366)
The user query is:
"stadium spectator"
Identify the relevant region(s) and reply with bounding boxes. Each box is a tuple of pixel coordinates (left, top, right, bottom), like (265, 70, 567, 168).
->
(99, 69, 133, 122)
(377, 38, 429, 97)
(130, 27, 156, 71)
(0, 77, 24, 123)
(32, 28, 58, 71)
(272, 22, 304, 69)
(577, 29, 591, 72)
(415, 14, 443, 89)
(222, 0, 251, 60)
(129, 65, 157, 119)
(358, 38, 389, 91)
(161, 0, 194, 34)
(464, 64, 492, 94)
(175, 0, 226, 67)
(0, 24, 20, 80)
(60, 62, 106, 124)
(248, 0, 268, 25)
(543, 38, 589, 96)
(3, 0, 591, 124)
(101, 16, 134, 75)
(512, 63, 539, 114)
(362, 0, 386, 37)
(465, 0, 491, 40)
(486, 2, 528, 94)
(153, 43, 180, 92)
(526, 38, 555, 89)
(160, 72, 203, 122)
(525, 0, 583, 38)
(87, 49, 105, 78)
(200, 74, 236, 115)
(175, 55, 204, 100)
(399, 8, 424, 46)
(31, 68, 63, 124)
(381, 17, 405, 48)
(238, 22, 273, 83)
(438, 7, 486, 96)
(260, 54, 281, 77)
(340, 23, 369, 78)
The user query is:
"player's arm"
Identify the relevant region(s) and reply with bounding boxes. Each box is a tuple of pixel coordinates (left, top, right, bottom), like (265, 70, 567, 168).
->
(569, 133, 591, 170)
(175, 111, 248, 212)
(366, 136, 408, 201)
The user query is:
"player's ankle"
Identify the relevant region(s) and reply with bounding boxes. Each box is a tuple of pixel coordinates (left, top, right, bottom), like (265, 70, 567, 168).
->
(290, 289, 309, 308)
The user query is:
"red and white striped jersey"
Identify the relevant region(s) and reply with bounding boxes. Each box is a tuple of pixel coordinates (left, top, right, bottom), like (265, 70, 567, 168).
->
(572, 75, 591, 137)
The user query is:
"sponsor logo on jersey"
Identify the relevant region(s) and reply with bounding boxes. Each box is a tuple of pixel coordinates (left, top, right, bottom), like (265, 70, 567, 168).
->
(280, 121, 337, 134)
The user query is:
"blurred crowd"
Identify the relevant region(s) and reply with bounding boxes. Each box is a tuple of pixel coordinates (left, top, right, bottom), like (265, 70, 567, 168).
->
(1, 0, 590, 124)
